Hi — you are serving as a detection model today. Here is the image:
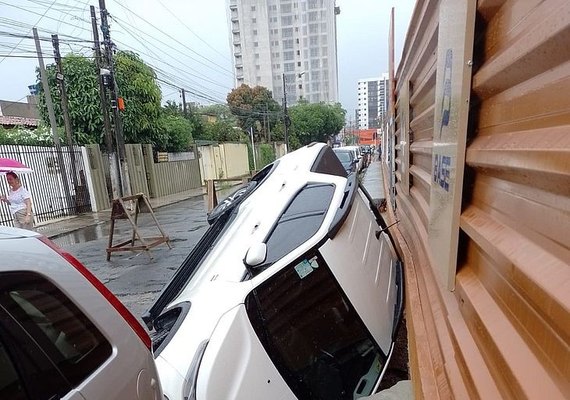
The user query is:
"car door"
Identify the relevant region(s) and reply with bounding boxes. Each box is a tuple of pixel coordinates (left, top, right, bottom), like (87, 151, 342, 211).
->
(0, 271, 111, 400)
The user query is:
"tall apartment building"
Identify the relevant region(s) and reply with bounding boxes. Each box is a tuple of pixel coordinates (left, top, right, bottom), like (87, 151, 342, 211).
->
(227, 0, 340, 106)
(357, 73, 389, 129)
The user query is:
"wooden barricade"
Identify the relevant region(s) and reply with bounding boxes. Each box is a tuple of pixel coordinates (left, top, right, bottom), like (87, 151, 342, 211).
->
(106, 193, 171, 260)
(205, 174, 251, 212)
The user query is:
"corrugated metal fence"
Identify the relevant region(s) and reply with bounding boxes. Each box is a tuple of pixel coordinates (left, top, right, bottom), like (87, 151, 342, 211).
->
(387, 0, 569, 398)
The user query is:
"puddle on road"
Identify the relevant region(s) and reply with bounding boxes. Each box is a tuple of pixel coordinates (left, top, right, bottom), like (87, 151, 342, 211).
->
(52, 223, 108, 247)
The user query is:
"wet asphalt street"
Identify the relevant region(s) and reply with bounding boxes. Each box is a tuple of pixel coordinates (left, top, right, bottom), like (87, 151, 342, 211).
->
(53, 195, 211, 324)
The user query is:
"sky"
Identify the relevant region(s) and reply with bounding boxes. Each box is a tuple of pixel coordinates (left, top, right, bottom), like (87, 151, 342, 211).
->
(0, 0, 415, 119)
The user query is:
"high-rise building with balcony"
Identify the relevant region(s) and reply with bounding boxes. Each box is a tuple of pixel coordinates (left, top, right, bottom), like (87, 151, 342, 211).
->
(357, 74, 389, 129)
(227, 0, 340, 106)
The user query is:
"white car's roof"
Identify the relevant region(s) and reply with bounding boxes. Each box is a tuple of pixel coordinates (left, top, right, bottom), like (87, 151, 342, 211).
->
(0, 226, 40, 240)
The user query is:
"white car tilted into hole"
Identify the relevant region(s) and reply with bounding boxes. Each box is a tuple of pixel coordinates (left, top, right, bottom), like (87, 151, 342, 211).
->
(144, 142, 404, 400)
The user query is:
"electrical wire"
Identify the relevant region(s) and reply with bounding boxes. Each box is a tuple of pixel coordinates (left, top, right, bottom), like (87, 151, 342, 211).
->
(109, 0, 234, 78)
(155, 0, 232, 64)
(0, 0, 58, 65)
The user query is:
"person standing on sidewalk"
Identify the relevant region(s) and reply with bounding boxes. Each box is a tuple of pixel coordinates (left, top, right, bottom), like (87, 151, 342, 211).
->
(0, 171, 34, 230)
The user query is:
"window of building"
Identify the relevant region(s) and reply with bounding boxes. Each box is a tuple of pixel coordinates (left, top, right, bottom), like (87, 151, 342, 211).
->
(284, 51, 295, 61)
(254, 41, 259, 47)
(322, 58, 328, 68)
(252, 17, 256, 23)
(256, 65, 261, 70)
(309, 23, 318, 34)
(253, 29, 258, 35)
(309, 11, 318, 21)
(297, 50, 300, 56)
(251, 5, 256, 11)
(321, 47, 328, 56)
(281, 3, 292, 13)
(281, 15, 293, 25)
(310, 59, 320, 69)
(309, 36, 318, 46)
(282, 27, 293, 38)
(284, 62, 295, 72)
(298, 61, 302, 67)
(321, 23, 327, 32)
(255, 53, 260, 59)
(283, 39, 294, 49)
(310, 47, 319, 57)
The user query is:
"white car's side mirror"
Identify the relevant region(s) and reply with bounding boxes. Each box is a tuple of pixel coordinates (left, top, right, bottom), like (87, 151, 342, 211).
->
(244, 243, 267, 267)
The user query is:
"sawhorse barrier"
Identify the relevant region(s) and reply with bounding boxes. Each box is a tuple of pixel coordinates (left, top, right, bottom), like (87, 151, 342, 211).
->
(106, 193, 171, 260)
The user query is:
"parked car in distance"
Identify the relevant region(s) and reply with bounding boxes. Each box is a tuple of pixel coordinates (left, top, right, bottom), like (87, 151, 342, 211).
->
(144, 142, 403, 400)
(333, 147, 358, 174)
(0, 227, 163, 400)
(344, 145, 364, 172)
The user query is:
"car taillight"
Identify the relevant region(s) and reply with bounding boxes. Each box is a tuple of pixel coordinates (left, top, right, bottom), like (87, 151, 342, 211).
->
(38, 235, 152, 350)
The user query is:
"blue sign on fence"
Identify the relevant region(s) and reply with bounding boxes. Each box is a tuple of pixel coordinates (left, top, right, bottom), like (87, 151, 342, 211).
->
(433, 154, 452, 192)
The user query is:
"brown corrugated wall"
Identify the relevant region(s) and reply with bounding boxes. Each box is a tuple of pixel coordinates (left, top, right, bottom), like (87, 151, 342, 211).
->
(389, 0, 570, 398)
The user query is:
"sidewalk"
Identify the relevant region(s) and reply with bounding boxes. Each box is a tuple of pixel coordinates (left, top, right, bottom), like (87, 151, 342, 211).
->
(361, 156, 386, 201)
(36, 186, 206, 239)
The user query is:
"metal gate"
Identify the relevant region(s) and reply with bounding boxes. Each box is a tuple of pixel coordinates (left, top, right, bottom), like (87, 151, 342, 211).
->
(0, 144, 92, 227)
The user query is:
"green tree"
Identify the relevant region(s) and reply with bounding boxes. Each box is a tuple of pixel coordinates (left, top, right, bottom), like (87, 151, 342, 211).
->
(203, 120, 243, 142)
(37, 54, 102, 143)
(114, 51, 162, 144)
(37, 51, 163, 147)
(288, 101, 346, 147)
(226, 84, 281, 142)
(158, 114, 194, 152)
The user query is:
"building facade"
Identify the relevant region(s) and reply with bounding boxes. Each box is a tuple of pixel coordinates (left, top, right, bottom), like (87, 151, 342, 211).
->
(227, 0, 340, 105)
(357, 74, 389, 129)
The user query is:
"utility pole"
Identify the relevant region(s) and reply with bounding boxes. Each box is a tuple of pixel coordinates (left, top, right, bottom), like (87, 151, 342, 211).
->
(90, 5, 120, 200)
(52, 34, 80, 208)
(282, 73, 290, 153)
(99, 0, 130, 197)
(250, 127, 257, 171)
(181, 88, 188, 117)
(33, 28, 73, 210)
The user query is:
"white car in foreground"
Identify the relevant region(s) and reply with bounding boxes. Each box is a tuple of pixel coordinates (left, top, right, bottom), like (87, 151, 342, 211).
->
(144, 142, 403, 400)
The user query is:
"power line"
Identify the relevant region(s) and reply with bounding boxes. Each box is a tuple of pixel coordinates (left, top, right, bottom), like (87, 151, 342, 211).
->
(155, 0, 232, 64)
(110, 17, 230, 91)
(0, 0, 58, 65)
(109, 0, 234, 78)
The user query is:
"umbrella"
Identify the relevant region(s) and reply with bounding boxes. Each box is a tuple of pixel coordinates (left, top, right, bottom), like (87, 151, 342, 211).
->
(0, 158, 34, 174)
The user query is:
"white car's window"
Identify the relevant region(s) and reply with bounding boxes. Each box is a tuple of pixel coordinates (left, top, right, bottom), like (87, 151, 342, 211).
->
(255, 183, 334, 273)
(0, 339, 26, 399)
(246, 251, 385, 399)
